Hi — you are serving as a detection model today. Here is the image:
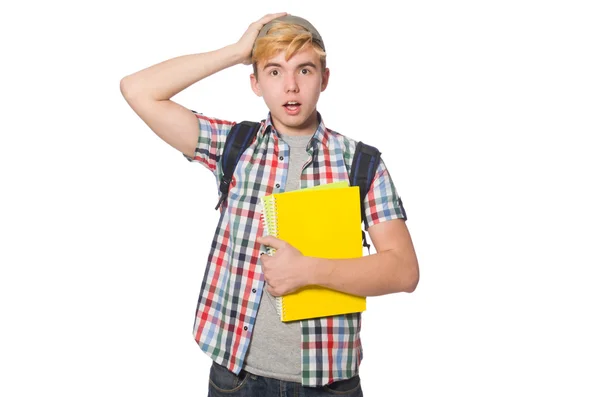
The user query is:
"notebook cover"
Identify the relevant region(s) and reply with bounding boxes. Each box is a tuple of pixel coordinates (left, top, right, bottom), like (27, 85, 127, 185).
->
(261, 183, 366, 322)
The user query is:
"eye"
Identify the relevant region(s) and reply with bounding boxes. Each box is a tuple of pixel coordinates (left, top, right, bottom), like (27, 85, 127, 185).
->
(269, 70, 279, 76)
(300, 68, 310, 75)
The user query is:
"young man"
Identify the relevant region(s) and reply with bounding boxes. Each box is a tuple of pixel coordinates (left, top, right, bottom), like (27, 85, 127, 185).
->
(120, 13, 419, 396)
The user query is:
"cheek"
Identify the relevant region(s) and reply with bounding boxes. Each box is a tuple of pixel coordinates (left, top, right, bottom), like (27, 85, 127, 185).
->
(258, 79, 276, 95)
(261, 89, 279, 105)
(303, 81, 323, 101)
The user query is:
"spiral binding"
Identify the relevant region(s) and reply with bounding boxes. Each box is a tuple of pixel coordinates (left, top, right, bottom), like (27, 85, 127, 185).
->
(261, 196, 279, 254)
(260, 195, 285, 320)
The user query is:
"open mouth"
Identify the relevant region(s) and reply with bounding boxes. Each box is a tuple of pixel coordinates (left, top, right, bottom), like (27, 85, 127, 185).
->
(283, 101, 302, 115)
(283, 101, 301, 110)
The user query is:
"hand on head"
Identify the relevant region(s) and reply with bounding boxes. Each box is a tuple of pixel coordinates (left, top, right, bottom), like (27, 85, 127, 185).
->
(236, 12, 288, 65)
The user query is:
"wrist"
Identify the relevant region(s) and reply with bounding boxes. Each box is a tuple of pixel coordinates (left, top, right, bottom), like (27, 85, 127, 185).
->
(225, 43, 249, 65)
(307, 256, 329, 287)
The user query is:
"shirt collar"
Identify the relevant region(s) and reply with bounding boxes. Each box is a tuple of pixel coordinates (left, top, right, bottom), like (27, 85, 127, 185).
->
(261, 112, 330, 149)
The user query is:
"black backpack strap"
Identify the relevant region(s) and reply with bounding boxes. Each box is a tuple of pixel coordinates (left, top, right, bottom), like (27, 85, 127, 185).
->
(350, 141, 381, 253)
(215, 121, 261, 210)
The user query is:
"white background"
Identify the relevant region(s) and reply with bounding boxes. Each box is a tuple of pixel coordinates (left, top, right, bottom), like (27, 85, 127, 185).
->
(1, 0, 599, 396)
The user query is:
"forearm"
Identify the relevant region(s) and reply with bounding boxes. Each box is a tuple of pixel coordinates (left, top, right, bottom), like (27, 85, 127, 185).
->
(309, 248, 419, 297)
(120, 44, 243, 101)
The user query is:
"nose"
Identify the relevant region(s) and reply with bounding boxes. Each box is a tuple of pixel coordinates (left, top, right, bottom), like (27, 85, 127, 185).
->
(284, 74, 299, 93)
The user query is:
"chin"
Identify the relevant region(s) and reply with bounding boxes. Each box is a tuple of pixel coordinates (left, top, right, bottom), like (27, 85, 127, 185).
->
(285, 117, 310, 127)
(274, 110, 314, 128)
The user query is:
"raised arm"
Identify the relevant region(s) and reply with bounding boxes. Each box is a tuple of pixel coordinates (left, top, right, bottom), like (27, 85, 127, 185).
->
(119, 12, 287, 158)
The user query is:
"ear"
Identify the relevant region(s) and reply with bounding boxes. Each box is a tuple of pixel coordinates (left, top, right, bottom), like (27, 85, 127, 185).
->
(320, 68, 330, 92)
(250, 73, 262, 97)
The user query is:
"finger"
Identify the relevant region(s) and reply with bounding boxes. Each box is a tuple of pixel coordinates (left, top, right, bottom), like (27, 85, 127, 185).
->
(258, 12, 287, 25)
(259, 253, 270, 266)
(257, 235, 286, 250)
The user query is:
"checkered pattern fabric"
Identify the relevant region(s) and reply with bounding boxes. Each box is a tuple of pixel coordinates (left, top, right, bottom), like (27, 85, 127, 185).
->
(186, 112, 406, 386)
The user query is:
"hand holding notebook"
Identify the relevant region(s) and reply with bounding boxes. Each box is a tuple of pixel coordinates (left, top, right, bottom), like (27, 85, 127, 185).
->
(258, 234, 312, 296)
(259, 181, 367, 322)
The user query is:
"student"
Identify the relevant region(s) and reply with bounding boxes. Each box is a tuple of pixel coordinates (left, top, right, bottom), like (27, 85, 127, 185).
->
(120, 12, 419, 397)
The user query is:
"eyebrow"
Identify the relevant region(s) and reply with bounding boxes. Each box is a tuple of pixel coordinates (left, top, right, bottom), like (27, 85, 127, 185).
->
(297, 62, 317, 69)
(263, 62, 282, 70)
(262, 61, 318, 71)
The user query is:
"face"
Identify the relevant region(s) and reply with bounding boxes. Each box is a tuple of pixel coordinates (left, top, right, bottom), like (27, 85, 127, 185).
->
(250, 47, 330, 136)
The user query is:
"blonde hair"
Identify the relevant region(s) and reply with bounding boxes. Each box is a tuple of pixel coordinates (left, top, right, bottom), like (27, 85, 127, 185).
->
(252, 21, 327, 77)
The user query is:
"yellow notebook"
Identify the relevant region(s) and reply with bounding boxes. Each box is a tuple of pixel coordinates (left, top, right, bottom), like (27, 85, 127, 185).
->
(260, 182, 366, 322)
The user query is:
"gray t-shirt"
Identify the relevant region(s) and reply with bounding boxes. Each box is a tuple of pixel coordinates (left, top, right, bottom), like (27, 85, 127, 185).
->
(243, 133, 312, 382)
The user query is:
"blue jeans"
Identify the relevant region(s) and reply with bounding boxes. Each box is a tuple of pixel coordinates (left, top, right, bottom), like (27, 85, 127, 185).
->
(208, 362, 363, 397)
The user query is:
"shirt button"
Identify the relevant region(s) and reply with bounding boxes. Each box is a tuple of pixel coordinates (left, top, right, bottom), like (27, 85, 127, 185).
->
(252, 288, 257, 293)
(279, 156, 284, 160)
(244, 326, 248, 331)
(276, 183, 280, 188)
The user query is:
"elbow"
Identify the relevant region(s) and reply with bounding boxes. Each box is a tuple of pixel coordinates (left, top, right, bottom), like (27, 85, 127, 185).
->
(394, 253, 419, 293)
(120, 74, 145, 102)
(404, 266, 419, 293)
(120, 75, 134, 100)
(120, 75, 159, 104)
